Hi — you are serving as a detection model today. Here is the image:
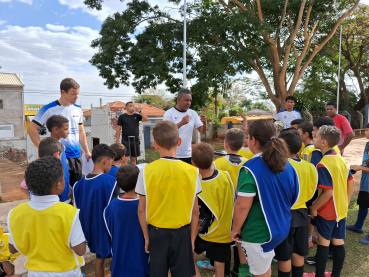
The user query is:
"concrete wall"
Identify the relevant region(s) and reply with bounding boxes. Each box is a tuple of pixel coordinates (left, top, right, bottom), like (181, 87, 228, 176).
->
(0, 137, 27, 165)
(0, 86, 25, 138)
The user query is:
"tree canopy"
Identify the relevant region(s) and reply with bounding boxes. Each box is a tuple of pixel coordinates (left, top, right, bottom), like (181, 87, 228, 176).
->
(85, 0, 360, 111)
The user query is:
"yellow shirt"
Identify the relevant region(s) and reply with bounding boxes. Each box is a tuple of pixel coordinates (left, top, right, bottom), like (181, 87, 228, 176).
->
(214, 155, 246, 191)
(0, 228, 19, 263)
(298, 143, 305, 158)
(8, 202, 79, 272)
(288, 159, 318, 209)
(144, 159, 199, 229)
(198, 170, 234, 243)
(301, 144, 315, 162)
(239, 147, 254, 160)
(319, 154, 349, 220)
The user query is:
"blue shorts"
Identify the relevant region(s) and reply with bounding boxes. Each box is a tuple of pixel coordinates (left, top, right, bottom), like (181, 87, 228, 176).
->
(311, 215, 346, 240)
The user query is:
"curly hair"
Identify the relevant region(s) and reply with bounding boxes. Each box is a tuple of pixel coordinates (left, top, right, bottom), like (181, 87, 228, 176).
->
(60, 78, 80, 93)
(116, 165, 140, 192)
(319, 125, 341, 147)
(38, 137, 63, 158)
(92, 144, 115, 163)
(46, 115, 69, 132)
(25, 156, 64, 196)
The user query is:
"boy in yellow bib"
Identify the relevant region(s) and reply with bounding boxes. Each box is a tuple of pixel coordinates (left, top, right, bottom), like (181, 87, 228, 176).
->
(310, 126, 354, 277)
(0, 227, 20, 277)
(136, 121, 201, 277)
(191, 143, 234, 277)
(290, 118, 305, 158)
(239, 129, 254, 160)
(275, 129, 318, 277)
(7, 156, 86, 277)
(298, 122, 315, 162)
(214, 128, 246, 191)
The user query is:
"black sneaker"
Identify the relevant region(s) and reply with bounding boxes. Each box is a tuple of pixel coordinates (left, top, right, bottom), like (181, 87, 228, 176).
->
(230, 270, 239, 277)
(305, 256, 316, 265)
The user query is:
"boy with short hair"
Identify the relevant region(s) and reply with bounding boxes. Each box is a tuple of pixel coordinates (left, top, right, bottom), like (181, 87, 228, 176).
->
(108, 142, 128, 178)
(273, 96, 302, 129)
(239, 130, 254, 160)
(20, 137, 70, 202)
(192, 143, 234, 277)
(8, 156, 86, 277)
(309, 126, 354, 277)
(298, 122, 315, 162)
(136, 121, 201, 277)
(347, 123, 369, 244)
(290, 119, 305, 158)
(276, 130, 318, 277)
(214, 128, 246, 191)
(73, 144, 119, 277)
(104, 165, 150, 277)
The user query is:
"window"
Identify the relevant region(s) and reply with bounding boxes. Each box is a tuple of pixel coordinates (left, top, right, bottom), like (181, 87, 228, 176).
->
(0, 100, 3, 109)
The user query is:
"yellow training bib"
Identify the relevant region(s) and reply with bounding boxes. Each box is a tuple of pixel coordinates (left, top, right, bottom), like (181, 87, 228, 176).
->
(214, 156, 245, 191)
(239, 148, 254, 160)
(144, 159, 198, 229)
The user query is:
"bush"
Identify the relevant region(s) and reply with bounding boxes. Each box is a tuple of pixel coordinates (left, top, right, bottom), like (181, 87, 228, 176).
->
(218, 111, 228, 121)
(229, 107, 244, 116)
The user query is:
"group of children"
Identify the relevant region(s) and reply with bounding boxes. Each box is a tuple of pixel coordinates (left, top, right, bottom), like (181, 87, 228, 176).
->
(0, 113, 365, 277)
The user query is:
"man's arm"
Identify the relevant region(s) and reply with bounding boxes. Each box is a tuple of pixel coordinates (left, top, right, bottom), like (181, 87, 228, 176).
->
(78, 125, 91, 160)
(115, 125, 122, 143)
(140, 111, 149, 122)
(138, 196, 149, 253)
(339, 132, 354, 151)
(27, 122, 41, 148)
(196, 114, 207, 134)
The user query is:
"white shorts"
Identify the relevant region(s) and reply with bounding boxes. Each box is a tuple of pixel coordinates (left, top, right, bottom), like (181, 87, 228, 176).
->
(240, 242, 274, 275)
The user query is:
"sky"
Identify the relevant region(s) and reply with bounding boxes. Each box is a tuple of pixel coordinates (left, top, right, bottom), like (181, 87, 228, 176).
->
(0, 0, 368, 109)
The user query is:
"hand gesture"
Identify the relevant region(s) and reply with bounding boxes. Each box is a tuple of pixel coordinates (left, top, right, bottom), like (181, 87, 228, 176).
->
(181, 114, 190, 126)
(350, 165, 360, 171)
(200, 114, 207, 124)
(238, 111, 247, 130)
(85, 151, 92, 162)
(230, 229, 242, 242)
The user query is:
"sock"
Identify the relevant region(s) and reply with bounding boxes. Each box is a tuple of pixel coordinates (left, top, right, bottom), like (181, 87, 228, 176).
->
(233, 246, 240, 273)
(291, 265, 304, 277)
(315, 245, 330, 277)
(278, 269, 290, 277)
(331, 244, 345, 277)
(239, 264, 251, 277)
(308, 236, 312, 243)
(224, 252, 231, 275)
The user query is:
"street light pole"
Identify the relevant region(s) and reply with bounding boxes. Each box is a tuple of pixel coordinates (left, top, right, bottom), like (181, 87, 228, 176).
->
(336, 25, 343, 112)
(183, 0, 187, 88)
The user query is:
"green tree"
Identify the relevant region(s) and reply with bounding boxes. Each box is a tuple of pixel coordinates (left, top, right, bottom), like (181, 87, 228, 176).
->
(85, 0, 360, 111)
(132, 88, 174, 110)
(229, 107, 245, 116)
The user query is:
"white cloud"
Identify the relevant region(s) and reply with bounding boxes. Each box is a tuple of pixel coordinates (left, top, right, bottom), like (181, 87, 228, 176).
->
(45, 24, 70, 32)
(0, 19, 6, 25)
(0, 24, 135, 108)
(0, 0, 32, 4)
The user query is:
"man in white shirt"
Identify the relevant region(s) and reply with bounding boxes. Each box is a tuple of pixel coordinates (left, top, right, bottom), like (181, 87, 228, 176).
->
(273, 96, 302, 129)
(163, 88, 207, 164)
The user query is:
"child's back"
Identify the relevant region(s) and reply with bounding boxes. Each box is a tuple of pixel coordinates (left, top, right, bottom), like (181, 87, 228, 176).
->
(73, 173, 116, 258)
(104, 198, 149, 277)
(215, 155, 245, 191)
(138, 158, 200, 228)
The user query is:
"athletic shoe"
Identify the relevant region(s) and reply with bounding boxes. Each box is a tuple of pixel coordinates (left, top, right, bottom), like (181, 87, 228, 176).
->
(312, 236, 318, 244)
(305, 256, 316, 265)
(272, 258, 278, 264)
(303, 273, 315, 277)
(346, 224, 364, 234)
(324, 272, 332, 277)
(308, 241, 313, 248)
(359, 235, 369, 245)
(230, 270, 239, 277)
(197, 260, 215, 270)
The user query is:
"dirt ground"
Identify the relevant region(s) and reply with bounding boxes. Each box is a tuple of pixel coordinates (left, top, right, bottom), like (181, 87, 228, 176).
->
(0, 158, 28, 202)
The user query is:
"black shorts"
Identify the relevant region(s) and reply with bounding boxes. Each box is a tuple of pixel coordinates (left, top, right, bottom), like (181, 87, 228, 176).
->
(306, 190, 318, 215)
(357, 191, 369, 208)
(122, 138, 140, 158)
(149, 224, 195, 277)
(67, 156, 82, 187)
(194, 236, 231, 263)
(178, 157, 192, 165)
(274, 225, 309, 261)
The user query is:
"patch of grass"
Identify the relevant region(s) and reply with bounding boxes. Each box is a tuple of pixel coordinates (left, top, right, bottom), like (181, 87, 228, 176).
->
(0, 197, 5, 203)
(140, 148, 160, 164)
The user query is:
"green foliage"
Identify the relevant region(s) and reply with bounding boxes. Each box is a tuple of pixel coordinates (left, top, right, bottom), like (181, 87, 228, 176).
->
(218, 111, 228, 121)
(85, 0, 359, 109)
(229, 107, 244, 116)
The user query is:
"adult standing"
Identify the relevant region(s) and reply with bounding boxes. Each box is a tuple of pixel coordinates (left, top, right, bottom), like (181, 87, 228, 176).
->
(326, 101, 353, 153)
(273, 96, 302, 129)
(115, 102, 149, 164)
(27, 78, 91, 186)
(163, 88, 207, 164)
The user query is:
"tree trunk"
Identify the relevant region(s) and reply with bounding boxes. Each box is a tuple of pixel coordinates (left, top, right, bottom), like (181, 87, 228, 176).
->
(214, 94, 218, 116)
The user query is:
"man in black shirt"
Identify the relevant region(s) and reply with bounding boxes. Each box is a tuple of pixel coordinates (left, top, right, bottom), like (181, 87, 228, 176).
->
(115, 102, 149, 164)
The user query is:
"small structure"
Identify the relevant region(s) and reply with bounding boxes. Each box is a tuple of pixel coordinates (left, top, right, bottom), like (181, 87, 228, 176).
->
(24, 104, 44, 133)
(247, 109, 274, 117)
(0, 73, 27, 164)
